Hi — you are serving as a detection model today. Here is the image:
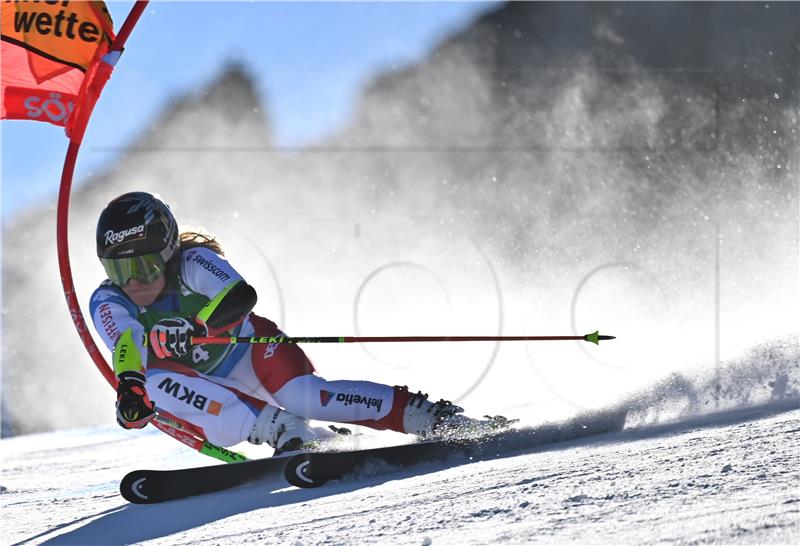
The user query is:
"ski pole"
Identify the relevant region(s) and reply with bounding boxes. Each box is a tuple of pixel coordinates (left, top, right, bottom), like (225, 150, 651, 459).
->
(192, 331, 615, 345)
(153, 413, 249, 463)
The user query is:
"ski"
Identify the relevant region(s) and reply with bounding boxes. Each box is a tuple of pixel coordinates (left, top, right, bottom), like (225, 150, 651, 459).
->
(284, 439, 470, 488)
(119, 407, 627, 503)
(119, 453, 292, 504)
(284, 407, 628, 488)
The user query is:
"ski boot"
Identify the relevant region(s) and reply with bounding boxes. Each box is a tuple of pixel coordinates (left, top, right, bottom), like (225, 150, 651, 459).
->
(248, 405, 346, 455)
(402, 391, 514, 439)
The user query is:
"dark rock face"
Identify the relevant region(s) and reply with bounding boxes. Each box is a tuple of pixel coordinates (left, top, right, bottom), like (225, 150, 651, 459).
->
(331, 2, 797, 279)
(348, 2, 797, 146)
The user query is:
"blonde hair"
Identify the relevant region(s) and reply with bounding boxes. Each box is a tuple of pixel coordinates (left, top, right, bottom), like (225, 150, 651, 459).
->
(179, 230, 225, 256)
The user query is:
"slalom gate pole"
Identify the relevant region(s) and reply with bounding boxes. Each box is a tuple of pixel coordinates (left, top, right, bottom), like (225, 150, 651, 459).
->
(57, 1, 148, 389)
(193, 331, 616, 346)
(55, 1, 236, 463)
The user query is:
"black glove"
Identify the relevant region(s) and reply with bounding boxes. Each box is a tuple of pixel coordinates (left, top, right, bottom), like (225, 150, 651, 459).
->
(149, 317, 196, 359)
(116, 371, 156, 429)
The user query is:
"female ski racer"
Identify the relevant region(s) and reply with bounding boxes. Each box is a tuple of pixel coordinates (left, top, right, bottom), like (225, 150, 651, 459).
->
(90, 192, 500, 454)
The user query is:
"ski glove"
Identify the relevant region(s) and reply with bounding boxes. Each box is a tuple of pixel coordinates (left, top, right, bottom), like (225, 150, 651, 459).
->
(116, 371, 156, 429)
(149, 317, 197, 359)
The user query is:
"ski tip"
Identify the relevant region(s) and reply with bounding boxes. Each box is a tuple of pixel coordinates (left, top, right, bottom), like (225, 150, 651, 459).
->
(284, 453, 329, 489)
(120, 471, 155, 504)
(583, 331, 616, 344)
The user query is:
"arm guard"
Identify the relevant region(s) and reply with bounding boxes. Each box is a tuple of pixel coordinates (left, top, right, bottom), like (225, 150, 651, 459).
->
(114, 328, 145, 376)
(196, 280, 257, 336)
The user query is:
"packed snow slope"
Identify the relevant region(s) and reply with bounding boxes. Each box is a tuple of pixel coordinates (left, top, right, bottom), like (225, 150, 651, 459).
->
(2, 400, 798, 545)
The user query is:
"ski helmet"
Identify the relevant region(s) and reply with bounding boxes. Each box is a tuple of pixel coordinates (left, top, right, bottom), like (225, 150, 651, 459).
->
(96, 192, 179, 286)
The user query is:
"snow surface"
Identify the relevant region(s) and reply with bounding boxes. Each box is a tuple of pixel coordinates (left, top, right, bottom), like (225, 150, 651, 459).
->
(2, 402, 798, 545)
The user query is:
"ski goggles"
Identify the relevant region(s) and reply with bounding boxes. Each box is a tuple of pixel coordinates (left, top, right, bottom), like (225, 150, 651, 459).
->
(100, 253, 167, 286)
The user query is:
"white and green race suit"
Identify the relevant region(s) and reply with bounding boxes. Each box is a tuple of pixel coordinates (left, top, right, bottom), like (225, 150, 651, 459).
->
(90, 246, 252, 378)
(90, 246, 410, 446)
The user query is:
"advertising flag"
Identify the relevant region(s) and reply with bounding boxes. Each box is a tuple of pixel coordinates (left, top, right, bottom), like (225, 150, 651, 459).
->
(1, 1, 114, 132)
